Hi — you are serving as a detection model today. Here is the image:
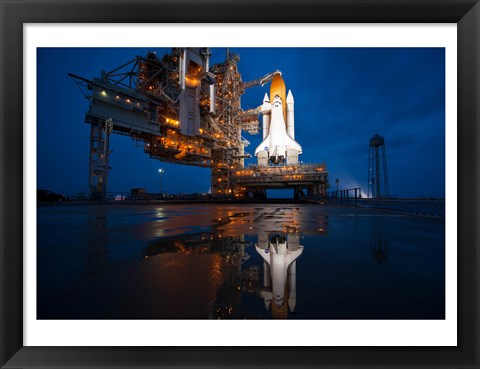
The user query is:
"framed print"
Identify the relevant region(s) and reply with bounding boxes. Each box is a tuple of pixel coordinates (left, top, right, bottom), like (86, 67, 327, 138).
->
(1, 0, 479, 368)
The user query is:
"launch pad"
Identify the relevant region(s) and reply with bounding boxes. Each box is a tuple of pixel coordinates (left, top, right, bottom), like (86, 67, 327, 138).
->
(70, 48, 328, 200)
(233, 163, 328, 199)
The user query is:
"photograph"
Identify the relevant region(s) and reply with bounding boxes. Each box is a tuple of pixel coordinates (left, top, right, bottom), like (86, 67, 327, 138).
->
(2, 0, 480, 366)
(37, 47, 446, 320)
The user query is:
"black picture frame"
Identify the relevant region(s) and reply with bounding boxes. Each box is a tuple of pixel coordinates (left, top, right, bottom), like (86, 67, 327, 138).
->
(1, 1, 479, 368)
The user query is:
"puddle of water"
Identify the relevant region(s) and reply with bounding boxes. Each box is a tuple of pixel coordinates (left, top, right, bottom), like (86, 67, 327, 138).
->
(37, 204, 445, 319)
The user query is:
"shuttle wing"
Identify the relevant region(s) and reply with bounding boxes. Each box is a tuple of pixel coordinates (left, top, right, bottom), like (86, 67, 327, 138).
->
(254, 137, 270, 156)
(255, 245, 271, 265)
(286, 246, 303, 265)
(261, 290, 273, 311)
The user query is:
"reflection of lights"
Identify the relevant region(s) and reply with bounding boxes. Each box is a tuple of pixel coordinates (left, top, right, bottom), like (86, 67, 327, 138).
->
(212, 257, 222, 276)
(154, 230, 166, 238)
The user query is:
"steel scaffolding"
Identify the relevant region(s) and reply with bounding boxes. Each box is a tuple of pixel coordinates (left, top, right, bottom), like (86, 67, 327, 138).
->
(70, 48, 327, 200)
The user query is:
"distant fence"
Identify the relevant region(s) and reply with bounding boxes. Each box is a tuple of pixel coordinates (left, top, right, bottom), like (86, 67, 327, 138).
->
(93, 192, 214, 202)
(309, 189, 445, 219)
(357, 198, 445, 219)
(323, 188, 362, 207)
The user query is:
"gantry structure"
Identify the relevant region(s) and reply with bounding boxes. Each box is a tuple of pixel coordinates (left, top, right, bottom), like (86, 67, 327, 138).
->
(70, 48, 328, 200)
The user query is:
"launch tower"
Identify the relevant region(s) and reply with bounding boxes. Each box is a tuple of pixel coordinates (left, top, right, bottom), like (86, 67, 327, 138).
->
(70, 48, 328, 200)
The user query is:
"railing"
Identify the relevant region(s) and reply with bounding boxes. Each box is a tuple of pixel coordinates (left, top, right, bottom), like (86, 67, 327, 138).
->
(357, 198, 445, 218)
(318, 190, 445, 218)
(323, 188, 362, 207)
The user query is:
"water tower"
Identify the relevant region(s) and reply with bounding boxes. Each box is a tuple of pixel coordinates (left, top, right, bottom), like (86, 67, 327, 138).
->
(368, 134, 389, 198)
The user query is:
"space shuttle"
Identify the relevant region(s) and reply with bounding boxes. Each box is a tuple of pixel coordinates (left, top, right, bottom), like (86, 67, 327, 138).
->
(256, 233, 303, 313)
(255, 73, 302, 166)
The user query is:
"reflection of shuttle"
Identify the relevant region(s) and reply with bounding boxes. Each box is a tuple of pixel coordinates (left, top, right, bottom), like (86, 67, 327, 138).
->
(254, 74, 302, 166)
(256, 233, 303, 313)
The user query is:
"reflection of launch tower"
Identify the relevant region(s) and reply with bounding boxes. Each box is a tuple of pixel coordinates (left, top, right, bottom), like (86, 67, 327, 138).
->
(368, 134, 389, 198)
(145, 232, 260, 319)
(371, 238, 388, 263)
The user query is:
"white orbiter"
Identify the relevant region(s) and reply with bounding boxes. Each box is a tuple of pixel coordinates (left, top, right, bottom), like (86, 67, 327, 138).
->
(255, 73, 302, 166)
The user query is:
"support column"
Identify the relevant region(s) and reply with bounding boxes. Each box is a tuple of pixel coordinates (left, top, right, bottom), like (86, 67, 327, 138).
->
(89, 119, 111, 201)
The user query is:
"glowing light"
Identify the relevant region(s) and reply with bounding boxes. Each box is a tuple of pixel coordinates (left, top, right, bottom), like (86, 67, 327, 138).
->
(185, 76, 200, 87)
(165, 117, 179, 126)
(100, 90, 107, 97)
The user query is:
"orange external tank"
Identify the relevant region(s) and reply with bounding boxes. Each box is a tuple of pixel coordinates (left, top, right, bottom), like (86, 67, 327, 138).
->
(269, 73, 287, 120)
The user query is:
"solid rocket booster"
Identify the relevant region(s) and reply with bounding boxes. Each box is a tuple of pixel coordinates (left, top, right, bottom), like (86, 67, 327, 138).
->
(262, 93, 270, 140)
(288, 260, 297, 312)
(286, 90, 295, 139)
(255, 74, 302, 166)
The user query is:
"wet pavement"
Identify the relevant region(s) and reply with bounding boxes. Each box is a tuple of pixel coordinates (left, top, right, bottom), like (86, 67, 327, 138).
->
(37, 203, 445, 319)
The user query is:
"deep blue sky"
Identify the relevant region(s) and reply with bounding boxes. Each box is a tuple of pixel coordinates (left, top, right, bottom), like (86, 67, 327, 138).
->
(37, 47, 445, 198)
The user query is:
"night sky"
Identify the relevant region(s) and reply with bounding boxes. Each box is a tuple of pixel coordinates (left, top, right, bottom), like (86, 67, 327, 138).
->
(37, 47, 445, 198)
